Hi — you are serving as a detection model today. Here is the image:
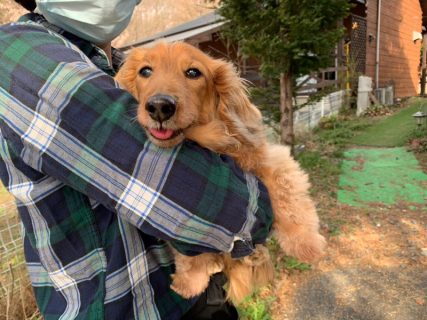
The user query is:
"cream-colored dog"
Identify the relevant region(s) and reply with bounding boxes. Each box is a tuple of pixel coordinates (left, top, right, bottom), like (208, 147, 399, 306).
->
(116, 42, 326, 304)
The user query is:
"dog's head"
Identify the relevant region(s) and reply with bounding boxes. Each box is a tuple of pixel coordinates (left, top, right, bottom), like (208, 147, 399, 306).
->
(116, 42, 261, 148)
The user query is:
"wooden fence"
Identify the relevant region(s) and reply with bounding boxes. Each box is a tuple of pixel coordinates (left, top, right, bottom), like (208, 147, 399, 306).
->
(296, 66, 348, 96)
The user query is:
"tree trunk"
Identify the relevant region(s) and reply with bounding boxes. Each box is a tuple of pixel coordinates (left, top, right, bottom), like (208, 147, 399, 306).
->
(279, 72, 294, 149)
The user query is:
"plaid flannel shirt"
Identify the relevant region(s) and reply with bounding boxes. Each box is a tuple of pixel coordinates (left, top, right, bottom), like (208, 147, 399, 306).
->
(0, 13, 273, 320)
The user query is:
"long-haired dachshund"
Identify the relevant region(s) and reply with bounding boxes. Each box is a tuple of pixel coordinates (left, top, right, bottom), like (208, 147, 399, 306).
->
(116, 42, 326, 304)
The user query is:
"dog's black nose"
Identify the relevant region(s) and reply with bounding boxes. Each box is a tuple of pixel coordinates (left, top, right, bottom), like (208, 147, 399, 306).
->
(145, 95, 176, 122)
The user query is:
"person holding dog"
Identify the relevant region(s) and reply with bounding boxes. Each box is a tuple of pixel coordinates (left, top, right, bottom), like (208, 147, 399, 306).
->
(0, 1, 273, 319)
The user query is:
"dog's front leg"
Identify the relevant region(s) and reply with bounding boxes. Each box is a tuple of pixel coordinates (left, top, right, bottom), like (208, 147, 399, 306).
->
(259, 145, 326, 263)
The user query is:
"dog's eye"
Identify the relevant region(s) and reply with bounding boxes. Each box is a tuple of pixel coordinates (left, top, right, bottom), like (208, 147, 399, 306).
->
(185, 68, 202, 79)
(139, 67, 153, 78)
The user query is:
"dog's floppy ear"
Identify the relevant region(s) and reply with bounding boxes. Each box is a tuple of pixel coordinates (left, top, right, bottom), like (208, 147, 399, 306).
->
(212, 60, 264, 142)
(115, 48, 145, 98)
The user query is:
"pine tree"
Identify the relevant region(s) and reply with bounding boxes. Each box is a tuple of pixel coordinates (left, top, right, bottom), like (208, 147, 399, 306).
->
(216, 0, 350, 146)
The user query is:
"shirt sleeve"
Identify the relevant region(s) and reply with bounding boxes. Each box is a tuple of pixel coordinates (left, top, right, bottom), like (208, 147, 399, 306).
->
(0, 23, 273, 257)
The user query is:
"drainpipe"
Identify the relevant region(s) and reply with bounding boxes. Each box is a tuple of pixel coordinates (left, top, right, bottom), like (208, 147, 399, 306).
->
(375, 0, 382, 88)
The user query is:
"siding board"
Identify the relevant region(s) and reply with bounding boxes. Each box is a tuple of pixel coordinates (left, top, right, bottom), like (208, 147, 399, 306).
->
(365, 0, 422, 97)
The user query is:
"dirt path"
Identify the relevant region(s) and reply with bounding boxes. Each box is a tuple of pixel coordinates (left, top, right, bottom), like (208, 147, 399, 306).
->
(271, 147, 427, 320)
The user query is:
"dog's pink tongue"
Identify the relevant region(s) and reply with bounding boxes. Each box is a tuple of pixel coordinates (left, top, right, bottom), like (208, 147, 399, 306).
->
(149, 128, 174, 140)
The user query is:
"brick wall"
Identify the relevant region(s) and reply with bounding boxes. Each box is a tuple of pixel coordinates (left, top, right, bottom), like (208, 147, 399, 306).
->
(366, 0, 422, 97)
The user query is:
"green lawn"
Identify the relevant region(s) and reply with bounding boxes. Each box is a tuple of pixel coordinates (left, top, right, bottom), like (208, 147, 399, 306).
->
(351, 99, 426, 147)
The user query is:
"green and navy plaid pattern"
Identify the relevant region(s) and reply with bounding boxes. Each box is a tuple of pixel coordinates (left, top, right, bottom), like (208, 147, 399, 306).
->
(0, 14, 273, 320)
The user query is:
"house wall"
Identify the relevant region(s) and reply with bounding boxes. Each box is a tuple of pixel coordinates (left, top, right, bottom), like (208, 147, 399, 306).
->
(366, 0, 422, 97)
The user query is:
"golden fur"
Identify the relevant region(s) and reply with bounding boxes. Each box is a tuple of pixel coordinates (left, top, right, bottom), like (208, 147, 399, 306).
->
(116, 42, 326, 304)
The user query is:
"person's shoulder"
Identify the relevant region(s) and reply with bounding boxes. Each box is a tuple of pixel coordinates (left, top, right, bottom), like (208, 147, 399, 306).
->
(1, 19, 47, 34)
(0, 19, 69, 48)
(0, 18, 92, 68)
(0, 20, 76, 65)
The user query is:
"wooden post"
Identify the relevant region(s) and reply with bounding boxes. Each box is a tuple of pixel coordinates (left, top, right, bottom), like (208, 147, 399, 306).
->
(345, 43, 351, 91)
(421, 34, 427, 97)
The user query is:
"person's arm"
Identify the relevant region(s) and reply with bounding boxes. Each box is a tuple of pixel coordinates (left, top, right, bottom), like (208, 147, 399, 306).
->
(0, 22, 273, 257)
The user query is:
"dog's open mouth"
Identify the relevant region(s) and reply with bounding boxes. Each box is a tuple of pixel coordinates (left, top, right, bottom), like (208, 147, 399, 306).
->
(148, 128, 183, 141)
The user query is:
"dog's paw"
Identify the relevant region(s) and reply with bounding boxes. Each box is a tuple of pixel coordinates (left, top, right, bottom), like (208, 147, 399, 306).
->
(277, 231, 326, 263)
(206, 258, 224, 275)
(170, 272, 210, 299)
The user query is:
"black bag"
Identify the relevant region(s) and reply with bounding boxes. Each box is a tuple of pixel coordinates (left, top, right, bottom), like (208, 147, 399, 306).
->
(182, 273, 239, 320)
